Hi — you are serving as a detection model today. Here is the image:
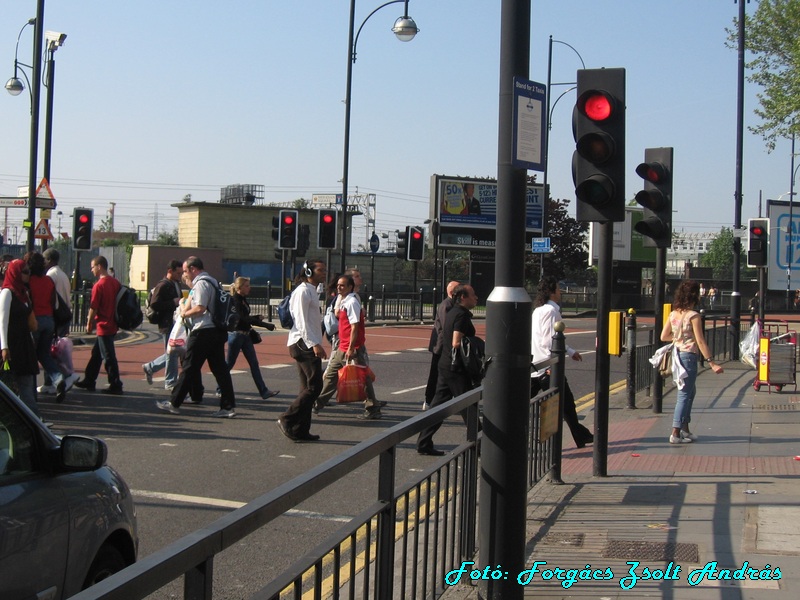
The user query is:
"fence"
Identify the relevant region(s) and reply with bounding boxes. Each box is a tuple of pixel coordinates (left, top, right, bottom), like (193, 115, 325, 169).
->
(70, 344, 565, 600)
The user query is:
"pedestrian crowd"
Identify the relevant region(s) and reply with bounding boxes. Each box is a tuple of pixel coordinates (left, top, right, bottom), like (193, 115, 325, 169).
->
(4, 250, 720, 454)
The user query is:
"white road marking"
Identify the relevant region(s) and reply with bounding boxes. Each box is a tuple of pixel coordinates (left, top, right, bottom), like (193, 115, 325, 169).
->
(131, 490, 352, 522)
(392, 384, 426, 395)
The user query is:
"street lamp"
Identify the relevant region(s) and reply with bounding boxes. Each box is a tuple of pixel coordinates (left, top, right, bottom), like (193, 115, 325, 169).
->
(340, 0, 418, 273)
(5, 1, 46, 252)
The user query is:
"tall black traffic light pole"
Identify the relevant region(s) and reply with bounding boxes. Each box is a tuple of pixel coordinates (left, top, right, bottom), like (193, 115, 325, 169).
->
(731, 0, 747, 358)
(479, 2, 531, 598)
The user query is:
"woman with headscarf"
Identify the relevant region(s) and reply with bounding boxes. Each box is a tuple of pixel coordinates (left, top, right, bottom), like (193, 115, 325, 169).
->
(0, 259, 40, 416)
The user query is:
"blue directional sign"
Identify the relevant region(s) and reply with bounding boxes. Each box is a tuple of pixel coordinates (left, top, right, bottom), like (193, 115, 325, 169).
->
(531, 237, 551, 253)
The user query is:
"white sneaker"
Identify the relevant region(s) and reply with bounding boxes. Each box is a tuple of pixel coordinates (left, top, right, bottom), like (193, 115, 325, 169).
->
(37, 384, 56, 394)
(680, 431, 698, 441)
(669, 434, 692, 444)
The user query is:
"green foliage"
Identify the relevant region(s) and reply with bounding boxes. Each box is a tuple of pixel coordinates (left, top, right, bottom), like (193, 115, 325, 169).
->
(156, 227, 179, 246)
(699, 226, 751, 280)
(526, 197, 590, 285)
(730, 0, 800, 150)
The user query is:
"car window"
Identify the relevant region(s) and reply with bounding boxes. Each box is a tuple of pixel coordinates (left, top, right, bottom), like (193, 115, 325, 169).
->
(0, 398, 38, 478)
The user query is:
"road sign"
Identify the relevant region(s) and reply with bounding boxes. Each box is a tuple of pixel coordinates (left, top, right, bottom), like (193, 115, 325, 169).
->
(34, 218, 54, 241)
(531, 237, 551, 253)
(369, 233, 380, 254)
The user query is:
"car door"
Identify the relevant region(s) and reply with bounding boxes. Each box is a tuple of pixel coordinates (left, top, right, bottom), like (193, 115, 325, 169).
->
(0, 398, 70, 600)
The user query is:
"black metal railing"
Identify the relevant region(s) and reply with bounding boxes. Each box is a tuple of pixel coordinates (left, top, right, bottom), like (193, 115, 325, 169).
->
(70, 346, 566, 600)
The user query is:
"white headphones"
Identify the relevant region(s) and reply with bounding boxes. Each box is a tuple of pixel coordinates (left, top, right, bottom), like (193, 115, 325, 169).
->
(303, 261, 312, 278)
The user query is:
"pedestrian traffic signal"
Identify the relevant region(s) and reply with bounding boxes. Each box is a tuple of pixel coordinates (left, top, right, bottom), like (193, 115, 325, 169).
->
(296, 224, 311, 257)
(634, 147, 673, 248)
(278, 209, 298, 250)
(572, 68, 626, 222)
(72, 208, 94, 251)
(747, 218, 769, 267)
(407, 226, 424, 261)
(318, 209, 337, 249)
(396, 226, 409, 259)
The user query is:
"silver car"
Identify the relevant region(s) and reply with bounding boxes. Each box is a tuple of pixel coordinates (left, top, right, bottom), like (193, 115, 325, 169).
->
(0, 382, 138, 600)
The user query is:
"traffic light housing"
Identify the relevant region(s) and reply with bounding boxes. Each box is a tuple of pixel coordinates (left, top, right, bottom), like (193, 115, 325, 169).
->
(318, 209, 337, 249)
(634, 147, 673, 248)
(278, 210, 298, 250)
(296, 225, 311, 257)
(572, 67, 626, 222)
(407, 226, 424, 261)
(72, 208, 94, 251)
(747, 218, 769, 267)
(396, 226, 409, 259)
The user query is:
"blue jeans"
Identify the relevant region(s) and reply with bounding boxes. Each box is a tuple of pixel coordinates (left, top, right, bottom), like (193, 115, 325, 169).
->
(145, 329, 180, 388)
(217, 331, 269, 397)
(83, 334, 122, 388)
(33, 315, 63, 386)
(673, 351, 697, 428)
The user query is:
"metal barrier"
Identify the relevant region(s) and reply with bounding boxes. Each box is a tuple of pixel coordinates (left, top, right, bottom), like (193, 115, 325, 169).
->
(70, 358, 565, 600)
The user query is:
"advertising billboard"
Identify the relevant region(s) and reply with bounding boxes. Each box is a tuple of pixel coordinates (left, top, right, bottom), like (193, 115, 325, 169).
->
(766, 200, 800, 291)
(430, 174, 545, 250)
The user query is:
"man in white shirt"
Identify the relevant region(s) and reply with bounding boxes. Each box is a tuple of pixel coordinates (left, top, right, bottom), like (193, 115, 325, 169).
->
(530, 276, 593, 448)
(277, 259, 328, 442)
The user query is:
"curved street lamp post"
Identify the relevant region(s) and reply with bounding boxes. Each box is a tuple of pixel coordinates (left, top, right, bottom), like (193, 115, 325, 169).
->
(340, 0, 418, 273)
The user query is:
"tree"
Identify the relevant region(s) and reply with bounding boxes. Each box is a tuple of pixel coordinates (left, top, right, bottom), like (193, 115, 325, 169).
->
(700, 227, 749, 280)
(526, 197, 590, 285)
(732, 0, 800, 150)
(156, 227, 179, 246)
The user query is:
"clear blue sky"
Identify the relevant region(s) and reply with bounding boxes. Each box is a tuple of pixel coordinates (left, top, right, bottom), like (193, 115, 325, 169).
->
(0, 0, 789, 249)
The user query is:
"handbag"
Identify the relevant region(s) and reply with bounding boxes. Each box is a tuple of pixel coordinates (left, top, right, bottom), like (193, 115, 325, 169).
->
(0, 360, 18, 394)
(658, 347, 673, 378)
(336, 361, 369, 403)
(53, 291, 72, 328)
(248, 329, 262, 344)
(456, 335, 489, 383)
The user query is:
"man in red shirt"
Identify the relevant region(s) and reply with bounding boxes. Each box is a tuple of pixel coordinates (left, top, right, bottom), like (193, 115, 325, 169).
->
(74, 255, 123, 394)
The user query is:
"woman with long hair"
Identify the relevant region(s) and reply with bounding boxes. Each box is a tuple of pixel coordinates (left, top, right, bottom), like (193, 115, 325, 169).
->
(660, 280, 724, 444)
(216, 277, 278, 400)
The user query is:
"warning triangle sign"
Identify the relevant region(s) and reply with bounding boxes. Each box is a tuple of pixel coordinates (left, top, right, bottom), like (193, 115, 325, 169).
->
(35, 178, 56, 201)
(34, 218, 54, 241)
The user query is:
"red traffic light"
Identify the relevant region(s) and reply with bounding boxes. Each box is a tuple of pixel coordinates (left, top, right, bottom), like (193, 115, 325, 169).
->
(322, 213, 334, 225)
(282, 214, 294, 225)
(578, 91, 613, 121)
(635, 161, 668, 184)
(78, 213, 90, 224)
(411, 230, 422, 240)
(750, 225, 766, 236)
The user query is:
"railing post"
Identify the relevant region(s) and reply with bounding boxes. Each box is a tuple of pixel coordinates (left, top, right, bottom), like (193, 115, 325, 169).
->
(184, 558, 213, 600)
(550, 321, 566, 484)
(266, 280, 273, 322)
(699, 309, 707, 366)
(418, 287, 424, 321)
(375, 448, 396, 599)
(367, 295, 375, 323)
(381, 284, 387, 321)
(626, 308, 637, 409)
(431, 286, 437, 320)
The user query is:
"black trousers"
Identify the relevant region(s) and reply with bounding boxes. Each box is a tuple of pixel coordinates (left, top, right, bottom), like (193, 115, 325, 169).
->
(171, 327, 234, 410)
(531, 373, 592, 446)
(281, 341, 324, 437)
(417, 368, 473, 452)
(424, 352, 441, 403)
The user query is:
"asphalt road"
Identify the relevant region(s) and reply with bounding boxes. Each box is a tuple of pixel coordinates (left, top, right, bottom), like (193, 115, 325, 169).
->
(38, 316, 653, 598)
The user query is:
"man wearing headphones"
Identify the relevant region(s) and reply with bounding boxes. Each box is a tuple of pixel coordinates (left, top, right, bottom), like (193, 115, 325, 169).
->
(277, 259, 328, 442)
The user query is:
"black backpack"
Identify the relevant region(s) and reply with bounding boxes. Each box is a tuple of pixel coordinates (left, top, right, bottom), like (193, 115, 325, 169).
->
(277, 294, 293, 329)
(144, 282, 161, 325)
(115, 285, 144, 330)
(201, 277, 240, 332)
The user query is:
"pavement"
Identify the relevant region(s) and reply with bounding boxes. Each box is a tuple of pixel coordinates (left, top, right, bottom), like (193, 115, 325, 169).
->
(441, 360, 800, 599)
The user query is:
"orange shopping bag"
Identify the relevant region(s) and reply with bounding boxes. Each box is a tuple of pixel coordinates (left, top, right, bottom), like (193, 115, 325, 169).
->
(337, 361, 369, 403)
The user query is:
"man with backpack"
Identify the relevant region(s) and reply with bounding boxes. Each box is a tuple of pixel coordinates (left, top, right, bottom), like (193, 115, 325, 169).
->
(74, 256, 124, 394)
(156, 256, 236, 418)
(142, 260, 184, 390)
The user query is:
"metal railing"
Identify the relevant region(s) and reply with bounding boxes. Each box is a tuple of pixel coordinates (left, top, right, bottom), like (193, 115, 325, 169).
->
(70, 351, 566, 600)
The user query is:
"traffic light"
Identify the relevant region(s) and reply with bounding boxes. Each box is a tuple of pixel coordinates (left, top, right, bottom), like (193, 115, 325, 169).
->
(572, 67, 626, 222)
(747, 218, 769, 267)
(407, 226, 424, 261)
(278, 209, 298, 250)
(296, 225, 311, 258)
(396, 226, 410, 259)
(634, 147, 673, 248)
(318, 209, 337, 249)
(72, 208, 94, 251)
